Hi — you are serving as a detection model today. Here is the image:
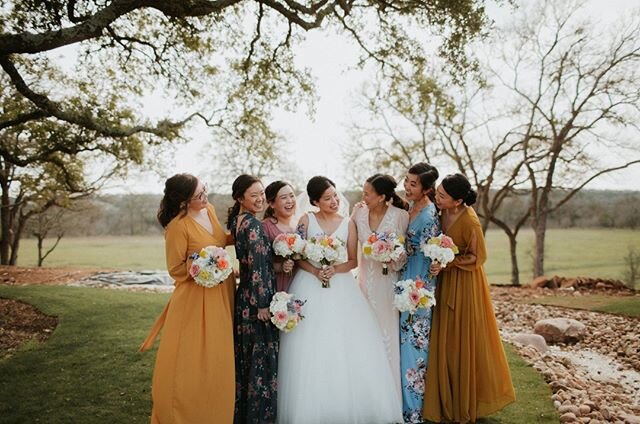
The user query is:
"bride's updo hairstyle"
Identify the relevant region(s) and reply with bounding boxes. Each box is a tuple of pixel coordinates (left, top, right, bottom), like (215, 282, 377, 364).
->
(408, 162, 439, 202)
(227, 174, 262, 227)
(441, 173, 477, 206)
(367, 174, 408, 210)
(307, 176, 336, 206)
(157, 173, 198, 228)
(264, 180, 292, 220)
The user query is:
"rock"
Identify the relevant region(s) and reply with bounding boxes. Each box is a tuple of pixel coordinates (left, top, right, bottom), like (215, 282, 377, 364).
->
(579, 405, 592, 415)
(559, 405, 581, 415)
(534, 318, 586, 344)
(620, 413, 640, 424)
(512, 333, 549, 353)
(561, 412, 578, 422)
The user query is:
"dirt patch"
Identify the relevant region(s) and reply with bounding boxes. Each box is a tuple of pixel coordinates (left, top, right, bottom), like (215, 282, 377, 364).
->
(0, 265, 106, 286)
(0, 266, 102, 357)
(0, 297, 58, 358)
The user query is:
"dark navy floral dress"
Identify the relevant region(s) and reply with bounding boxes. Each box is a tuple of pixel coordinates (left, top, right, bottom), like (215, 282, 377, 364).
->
(232, 212, 279, 424)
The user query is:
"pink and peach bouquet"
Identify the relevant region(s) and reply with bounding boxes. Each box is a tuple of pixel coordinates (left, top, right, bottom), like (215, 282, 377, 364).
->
(420, 233, 459, 270)
(272, 233, 306, 260)
(362, 231, 406, 275)
(393, 277, 436, 319)
(304, 234, 347, 288)
(188, 246, 233, 288)
(269, 291, 306, 332)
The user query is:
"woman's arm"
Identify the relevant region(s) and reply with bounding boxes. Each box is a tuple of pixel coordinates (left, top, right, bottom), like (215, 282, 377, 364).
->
(445, 222, 487, 271)
(165, 220, 190, 283)
(332, 219, 358, 274)
(292, 214, 324, 281)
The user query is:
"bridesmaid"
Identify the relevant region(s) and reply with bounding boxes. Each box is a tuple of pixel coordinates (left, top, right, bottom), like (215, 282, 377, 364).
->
(399, 163, 440, 424)
(228, 174, 279, 424)
(423, 173, 515, 423)
(262, 181, 297, 292)
(140, 174, 235, 423)
(353, 173, 408, 397)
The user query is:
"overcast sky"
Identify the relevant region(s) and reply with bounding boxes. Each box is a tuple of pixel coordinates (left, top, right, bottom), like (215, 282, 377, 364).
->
(103, 0, 640, 194)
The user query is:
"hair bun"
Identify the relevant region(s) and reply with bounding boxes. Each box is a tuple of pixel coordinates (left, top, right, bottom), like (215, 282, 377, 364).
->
(464, 189, 477, 206)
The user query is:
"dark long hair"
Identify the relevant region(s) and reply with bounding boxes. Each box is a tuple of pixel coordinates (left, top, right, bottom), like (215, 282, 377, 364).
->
(408, 162, 439, 202)
(264, 180, 292, 220)
(441, 173, 477, 206)
(367, 174, 408, 210)
(157, 173, 198, 228)
(227, 174, 262, 227)
(307, 176, 336, 205)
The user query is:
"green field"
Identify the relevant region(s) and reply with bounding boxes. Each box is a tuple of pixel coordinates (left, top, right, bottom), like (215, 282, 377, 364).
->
(15, 229, 640, 285)
(0, 285, 556, 423)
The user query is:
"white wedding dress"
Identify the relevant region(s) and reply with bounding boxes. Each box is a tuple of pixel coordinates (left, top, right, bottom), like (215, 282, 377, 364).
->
(277, 213, 403, 424)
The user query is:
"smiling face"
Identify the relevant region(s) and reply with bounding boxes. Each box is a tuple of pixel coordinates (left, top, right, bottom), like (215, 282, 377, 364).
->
(239, 181, 265, 215)
(362, 182, 385, 208)
(403, 173, 427, 202)
(314, 185, 340, 214)
(187, 180, 208, 212)
(270, 184, 296, 220)
(435, 184, 462, 210)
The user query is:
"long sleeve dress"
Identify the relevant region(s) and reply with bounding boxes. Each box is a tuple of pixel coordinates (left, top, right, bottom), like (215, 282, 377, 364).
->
(232, 212, 279, 424)
(423, 207, 516, 423)
(354, 204, 409, 398)
(262, 218, 296, 292)
(139, 204, 235, 424)
(399, 202, 441, 423)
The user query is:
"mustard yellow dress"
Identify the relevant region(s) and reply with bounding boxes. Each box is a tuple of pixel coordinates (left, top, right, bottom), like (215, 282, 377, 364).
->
(423, 207, 515, 423)
(140, 204, 235, 423)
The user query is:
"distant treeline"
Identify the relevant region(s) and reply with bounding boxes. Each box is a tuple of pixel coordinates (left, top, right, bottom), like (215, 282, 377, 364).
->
(36, 189, 640, 238)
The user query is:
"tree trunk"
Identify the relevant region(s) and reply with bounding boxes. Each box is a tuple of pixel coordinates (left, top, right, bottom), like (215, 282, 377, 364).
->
(533, 214, 547, 278)
(37, 234, 44, 267)
(0, 180, 11, 265)
(9, 214, 28, 265)
(507, 232, 520, 285)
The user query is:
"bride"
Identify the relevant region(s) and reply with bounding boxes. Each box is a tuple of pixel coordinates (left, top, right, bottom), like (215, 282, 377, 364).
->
(277, 176, 402, 424)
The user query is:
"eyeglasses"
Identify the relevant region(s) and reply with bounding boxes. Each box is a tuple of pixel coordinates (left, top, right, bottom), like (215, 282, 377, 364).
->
(192, 186, 208, 202)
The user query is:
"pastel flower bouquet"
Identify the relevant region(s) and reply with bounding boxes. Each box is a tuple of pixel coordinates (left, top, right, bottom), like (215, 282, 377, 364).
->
(304, 234, 347, 288)
(269, 291, 306, 332)
(393, 277, 436, 322)
(189, 246, 233, 288)
(420, 233, 459, 276)
(362, 231, 406, 275)
(272, 233, 306, 274)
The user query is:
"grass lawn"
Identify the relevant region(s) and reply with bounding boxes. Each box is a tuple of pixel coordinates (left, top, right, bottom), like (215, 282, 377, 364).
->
(525, 294, 640, 317)
(0, 285, 557, 423)
(15, 228, 640, 285)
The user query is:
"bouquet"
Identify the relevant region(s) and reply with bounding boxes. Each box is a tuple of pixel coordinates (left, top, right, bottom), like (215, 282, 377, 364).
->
(393, 277, 436, 322)
(420, 233, 459, 276)
(269, 291, 306, 332)
(272, 233, 306, 274)
(304, 234, 347, 288)
(188, 246, 233, 288)
(362, 231, 406, 275)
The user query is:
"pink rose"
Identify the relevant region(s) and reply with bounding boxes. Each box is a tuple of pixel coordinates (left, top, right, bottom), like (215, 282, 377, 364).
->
(275, 311, 288, 323)
(409, 290, 421, 305)
(373, 241, 389, 255)
(189, 264, 200, 276)
(440, 236, 455, 249)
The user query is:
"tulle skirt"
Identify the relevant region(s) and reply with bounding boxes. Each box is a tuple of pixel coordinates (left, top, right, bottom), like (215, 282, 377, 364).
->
(277, 269, 403, 424)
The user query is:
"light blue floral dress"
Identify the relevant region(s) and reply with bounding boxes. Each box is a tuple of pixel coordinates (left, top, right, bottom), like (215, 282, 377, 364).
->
(399, 202, 440, 423)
